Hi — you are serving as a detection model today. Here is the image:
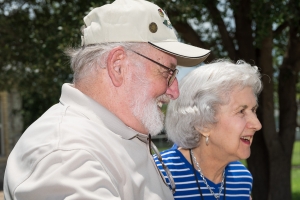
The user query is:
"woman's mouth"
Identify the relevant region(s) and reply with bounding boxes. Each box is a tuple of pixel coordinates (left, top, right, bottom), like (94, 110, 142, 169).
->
(240, 136, 252, 145)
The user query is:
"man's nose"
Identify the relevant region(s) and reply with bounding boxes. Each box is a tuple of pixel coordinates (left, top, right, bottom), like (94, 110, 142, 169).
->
(166, 78, 179, 100)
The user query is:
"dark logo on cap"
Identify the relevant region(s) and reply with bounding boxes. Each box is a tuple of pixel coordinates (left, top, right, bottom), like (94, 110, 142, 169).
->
(163, 20, 172, 29)
(158, 8, 173, 30)
(158, 8, 164, 17)
(149, 22, 158, 33)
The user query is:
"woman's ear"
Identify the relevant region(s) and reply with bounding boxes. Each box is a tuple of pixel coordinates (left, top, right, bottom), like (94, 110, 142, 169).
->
(194, 126, 202, 133)
(194, 126, 210, 137)
(106, 47, 127, 87)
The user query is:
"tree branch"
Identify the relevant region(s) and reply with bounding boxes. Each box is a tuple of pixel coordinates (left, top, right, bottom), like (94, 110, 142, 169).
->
(206, 0, 237, 60)
(173, 21, 215, 62)
(230, 0, 256, 62)
(273, 21, 289, 38)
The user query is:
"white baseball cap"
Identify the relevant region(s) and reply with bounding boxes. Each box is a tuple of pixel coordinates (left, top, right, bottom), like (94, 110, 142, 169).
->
(81, 0, 210, 67)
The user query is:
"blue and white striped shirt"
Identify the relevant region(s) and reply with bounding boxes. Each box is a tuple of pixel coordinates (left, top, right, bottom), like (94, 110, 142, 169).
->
(154, 148, 252, 199)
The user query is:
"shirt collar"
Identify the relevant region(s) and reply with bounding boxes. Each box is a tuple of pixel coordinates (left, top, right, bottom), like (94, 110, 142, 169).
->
(59, 83, 150, 143)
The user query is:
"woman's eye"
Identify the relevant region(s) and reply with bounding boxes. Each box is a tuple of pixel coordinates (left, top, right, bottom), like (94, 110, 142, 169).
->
(239, 109, 245, 114)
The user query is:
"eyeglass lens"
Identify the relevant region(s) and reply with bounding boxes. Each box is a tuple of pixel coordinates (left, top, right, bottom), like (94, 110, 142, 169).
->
(128, 49, 178, 87)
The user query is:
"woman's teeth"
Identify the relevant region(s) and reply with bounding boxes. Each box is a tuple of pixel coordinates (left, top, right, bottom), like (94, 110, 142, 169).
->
(241, 136, 251, 141)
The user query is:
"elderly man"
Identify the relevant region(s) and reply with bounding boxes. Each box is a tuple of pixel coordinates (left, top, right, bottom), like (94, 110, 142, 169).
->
(3, 0, 210, 199)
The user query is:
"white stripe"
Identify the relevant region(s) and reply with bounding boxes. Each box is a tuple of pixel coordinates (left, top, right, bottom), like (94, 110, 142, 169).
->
(166, 162, 186, 166)
(228, 169, 250, 172)
(170, 168, 190, 172)
(156, 162, 185, 167)
(226, 181, 252, 185)
(226, 188, 250, 191)
(172, 174, 195, 178)
(162, 156, 180, 160)
(227, 175, 253, 179)
(175, 193, 214, 198)
(224, 194, 250, 197)
(174, 194, 201, 198)
(229, 164, 244, 167)
(175, 187, 199, 191)
(161, 151, 176, 156)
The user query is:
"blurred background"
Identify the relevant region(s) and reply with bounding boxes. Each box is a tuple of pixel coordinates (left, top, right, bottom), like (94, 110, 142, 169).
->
(0, 0, 300, 199)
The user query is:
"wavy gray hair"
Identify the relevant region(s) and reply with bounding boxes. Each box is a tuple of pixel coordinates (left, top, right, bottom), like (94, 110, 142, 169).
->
(65, 42, 146, 83)
(165, 59, 263, 149)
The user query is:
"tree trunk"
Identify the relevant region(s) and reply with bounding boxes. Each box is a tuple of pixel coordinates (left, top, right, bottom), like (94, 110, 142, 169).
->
(7, 87, 23, 152)
(275, 23, 300, 200)
(248, 31, 274, 200)
(232, 0, 256, 63)
(247, 128, 269, 200)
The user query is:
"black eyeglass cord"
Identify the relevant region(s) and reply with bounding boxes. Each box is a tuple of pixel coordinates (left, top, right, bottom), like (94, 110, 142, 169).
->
(189, 149, 226, 200)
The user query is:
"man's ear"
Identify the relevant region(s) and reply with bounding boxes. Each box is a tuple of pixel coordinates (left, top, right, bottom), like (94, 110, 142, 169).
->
(106, 47, 127, 87)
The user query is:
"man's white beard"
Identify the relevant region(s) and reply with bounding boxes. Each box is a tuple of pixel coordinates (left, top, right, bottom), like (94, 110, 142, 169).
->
(131, 92, 166, 136)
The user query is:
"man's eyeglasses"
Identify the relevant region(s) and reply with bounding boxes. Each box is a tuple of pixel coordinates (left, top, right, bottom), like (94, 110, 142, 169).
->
(128, 49, 179, 87)
(148, 134, 176, 194)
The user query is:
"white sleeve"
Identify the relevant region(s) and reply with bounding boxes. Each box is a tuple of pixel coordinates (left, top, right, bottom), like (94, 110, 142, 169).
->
(13, 149, 121, 200)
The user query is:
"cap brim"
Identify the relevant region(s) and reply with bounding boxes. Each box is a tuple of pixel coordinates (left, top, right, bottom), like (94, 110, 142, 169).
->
(149, 42, 210, 67)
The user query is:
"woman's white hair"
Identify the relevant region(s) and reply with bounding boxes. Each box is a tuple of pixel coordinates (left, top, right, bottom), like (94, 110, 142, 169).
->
(65, 42, 147, 83)
(165, 59, 263, 149)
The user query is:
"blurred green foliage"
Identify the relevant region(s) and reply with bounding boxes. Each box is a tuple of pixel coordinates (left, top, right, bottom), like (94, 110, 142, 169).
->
(0, 0, 109, 127)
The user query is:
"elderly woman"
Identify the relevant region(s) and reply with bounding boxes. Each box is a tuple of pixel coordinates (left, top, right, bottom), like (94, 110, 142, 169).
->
(154, 59, 262, 199)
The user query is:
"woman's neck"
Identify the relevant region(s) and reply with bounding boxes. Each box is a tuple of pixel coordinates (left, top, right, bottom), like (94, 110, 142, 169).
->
(179, 147, 227, 184)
